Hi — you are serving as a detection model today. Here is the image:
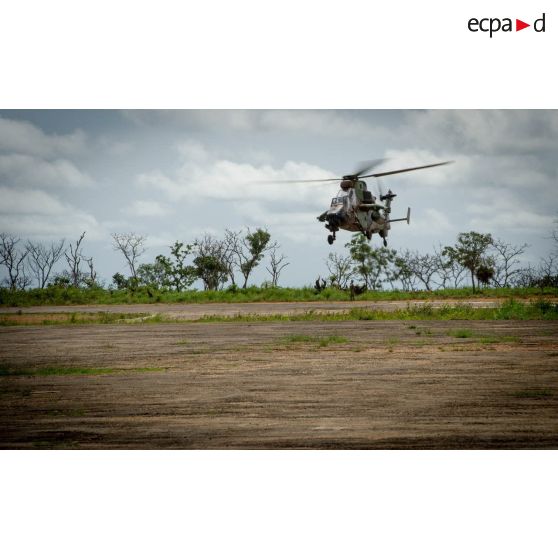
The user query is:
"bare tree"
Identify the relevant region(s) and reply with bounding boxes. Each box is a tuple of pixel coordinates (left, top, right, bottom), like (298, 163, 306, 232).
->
(111, 233, 147, 279)
(266, 247, 289, 287)
(490, 238, 528, 288)
(406, 250, 439, 291)
(65, 231, 86, 287)
(325, 252, 354, 289)
(84, 256, 97, 286)
(434, 245, 466, 289)
(0, 233, 31, 290)
(223, 229, 241, 286)
(26, 239, 65, 288)
(392, 250, 418, 291)
(552, 216, 558, 255)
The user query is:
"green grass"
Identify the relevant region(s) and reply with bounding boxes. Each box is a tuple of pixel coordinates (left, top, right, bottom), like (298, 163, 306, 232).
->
(1, 300, 557, 326)
(278, 334, 348, 348)
(0, 312, 152, 326)
(0, 366, 165, 376)
(1, 285, 557, 307)
(450, 329, 474, 338)
(197, 300, 558, 323)
(449, 328, 521, 343)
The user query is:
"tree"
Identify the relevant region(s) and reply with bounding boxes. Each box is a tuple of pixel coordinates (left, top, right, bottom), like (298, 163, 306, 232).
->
(266, 247, 289, 287)
(26, 239, 65, 289)
(83, 256, 98, 287)
(112, 273, 128, 290)
(65, 231, 86, 287)
(155, 241, 196, 291)
(0, 233, 31, 290)
(443, 231, 494, 292)
(111, 233, 147, 279)
(346, 234, 396, 290)
(490, 238, 528, 288)
(193, 234, 229, 291)
(231, 228, 275, 289)
(325, 252, 354, 289)
(433, 245, 466, 289)
(534, 255, 558, 288)
(223, 229, 241, 286)
(137, 261, 167, 290)
(405, 250, 439, 291)
(392, 250, 418, 292)
(476, 264, 495, 287)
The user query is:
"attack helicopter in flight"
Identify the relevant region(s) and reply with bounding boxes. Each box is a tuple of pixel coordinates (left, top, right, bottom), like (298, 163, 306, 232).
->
(274, 159, 452, 245)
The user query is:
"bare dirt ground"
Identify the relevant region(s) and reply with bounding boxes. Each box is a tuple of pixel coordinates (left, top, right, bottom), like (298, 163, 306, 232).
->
(1, 314, 557, 449)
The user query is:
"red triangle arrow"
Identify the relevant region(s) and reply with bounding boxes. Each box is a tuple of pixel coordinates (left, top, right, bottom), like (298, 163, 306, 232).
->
(516, 19, 530, 31)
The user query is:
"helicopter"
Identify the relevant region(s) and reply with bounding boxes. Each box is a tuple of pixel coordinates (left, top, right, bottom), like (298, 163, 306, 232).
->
(274, 159, 452, 246)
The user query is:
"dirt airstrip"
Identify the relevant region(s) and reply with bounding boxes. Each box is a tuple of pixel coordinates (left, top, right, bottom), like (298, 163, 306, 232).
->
(1, 302, 557, 449)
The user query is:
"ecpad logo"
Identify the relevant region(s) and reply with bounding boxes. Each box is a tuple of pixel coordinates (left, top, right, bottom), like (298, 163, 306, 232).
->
(468, 13, 546, 37)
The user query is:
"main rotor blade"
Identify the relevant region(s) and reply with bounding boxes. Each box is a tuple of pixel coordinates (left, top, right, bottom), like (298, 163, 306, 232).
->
(352, 158, 386, 177)
(255, 177, 343, 184)
(360, 161, 453, 179)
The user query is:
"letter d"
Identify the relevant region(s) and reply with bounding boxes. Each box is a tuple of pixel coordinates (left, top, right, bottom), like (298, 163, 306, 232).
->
(534, 13, 545, 32)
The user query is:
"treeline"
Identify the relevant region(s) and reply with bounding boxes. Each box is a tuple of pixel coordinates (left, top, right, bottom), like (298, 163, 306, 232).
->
(326, 231, 558, 292)
(0, 228, 288, 293)
(1, 227, 557, 297)
(110, 228, 287, 293)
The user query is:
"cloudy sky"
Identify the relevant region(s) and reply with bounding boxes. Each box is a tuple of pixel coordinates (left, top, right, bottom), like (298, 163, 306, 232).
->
(0, 110, 556, 287)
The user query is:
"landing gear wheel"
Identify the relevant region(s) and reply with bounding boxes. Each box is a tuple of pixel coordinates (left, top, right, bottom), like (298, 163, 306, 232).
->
(327, 234, 334, 245)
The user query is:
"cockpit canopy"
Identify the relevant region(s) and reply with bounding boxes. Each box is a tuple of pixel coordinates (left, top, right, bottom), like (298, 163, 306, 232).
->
(331, 191, 348, 207)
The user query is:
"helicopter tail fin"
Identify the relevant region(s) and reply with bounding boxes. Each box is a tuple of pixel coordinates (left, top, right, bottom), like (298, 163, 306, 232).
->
(388, 207, 411, 225)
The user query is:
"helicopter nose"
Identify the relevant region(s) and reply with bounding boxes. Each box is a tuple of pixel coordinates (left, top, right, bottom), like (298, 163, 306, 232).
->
(328, 212, 344, 226)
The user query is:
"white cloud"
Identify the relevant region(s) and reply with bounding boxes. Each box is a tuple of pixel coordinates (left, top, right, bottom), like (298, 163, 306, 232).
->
(97, 137, 134, 156)
(467, 195, 555, 232)
(0, 116, 87, 158)
(124, 200, 172, 217)
(0, 154, 93, 189)
(122, 109, 385, 138)
(138, 157, 336, 208)
(404, 110, 558, 155)
(0, 186, 103, 239)
(410, 208, 453, 235)
(258, 110, 380, 137)
(175, 139, 209, 161)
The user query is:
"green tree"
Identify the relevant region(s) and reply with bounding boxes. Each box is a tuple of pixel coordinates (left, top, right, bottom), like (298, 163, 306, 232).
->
(232, 228, 275, 289)
(194, 254, 228, 290)
(193, 234, 229, 291)
(346, 234, 396, 290)
(155, 241, 196, 291)
(443, 231, 494, 292)
(137, 261, 168, 290)
(475, 264, 495, 287)
(111, 272, 128, 290)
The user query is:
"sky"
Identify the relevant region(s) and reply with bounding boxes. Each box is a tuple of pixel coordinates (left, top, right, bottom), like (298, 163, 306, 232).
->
(0, 109, 557, 288)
